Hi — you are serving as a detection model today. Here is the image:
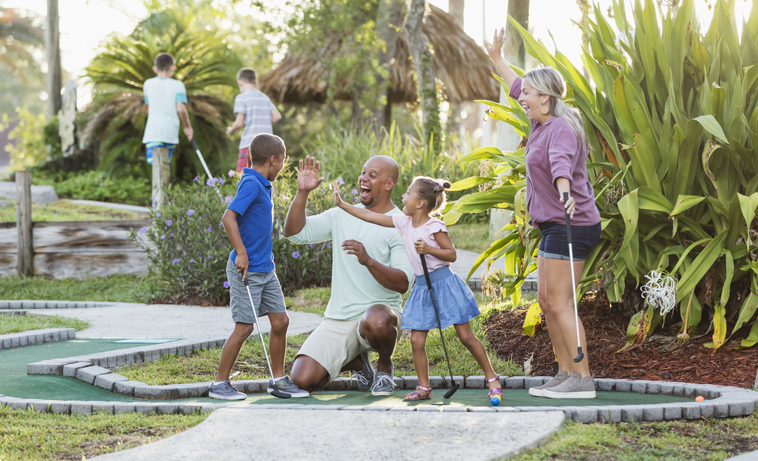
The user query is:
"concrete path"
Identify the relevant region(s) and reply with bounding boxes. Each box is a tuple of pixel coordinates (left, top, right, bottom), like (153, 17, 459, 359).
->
(32, 303, 322, 339)
(94, 407, 565, 461)
(69, 199, 150, 214)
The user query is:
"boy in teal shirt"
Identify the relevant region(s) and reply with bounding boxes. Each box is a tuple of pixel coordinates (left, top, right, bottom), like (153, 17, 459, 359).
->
(142, 53, 193, 164)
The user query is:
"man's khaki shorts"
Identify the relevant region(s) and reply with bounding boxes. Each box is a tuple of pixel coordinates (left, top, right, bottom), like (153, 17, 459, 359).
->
(297, 310, 402, 381)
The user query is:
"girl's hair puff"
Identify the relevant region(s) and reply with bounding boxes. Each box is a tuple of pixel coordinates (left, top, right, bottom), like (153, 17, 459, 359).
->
(412, 176, 451, 215)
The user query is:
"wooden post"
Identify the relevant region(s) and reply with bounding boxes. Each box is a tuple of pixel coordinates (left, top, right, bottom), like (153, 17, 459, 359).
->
(45, 0, 63, 118)
(152, 147, 170, 209)
(16, 171, 33, 277)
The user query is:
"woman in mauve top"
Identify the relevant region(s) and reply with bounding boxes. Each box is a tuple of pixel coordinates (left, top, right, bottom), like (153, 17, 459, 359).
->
(485, 28, 601, 399)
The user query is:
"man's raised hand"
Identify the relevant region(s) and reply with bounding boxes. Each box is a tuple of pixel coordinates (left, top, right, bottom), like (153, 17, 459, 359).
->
(297, 156, 324, 192)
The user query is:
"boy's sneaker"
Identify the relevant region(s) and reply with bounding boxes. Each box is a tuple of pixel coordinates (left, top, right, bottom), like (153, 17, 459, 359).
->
(268, 376, 310, 398)
(371, 371, 395, 396)
(208, 381, 247, 401)
(354, 352, 374, 392)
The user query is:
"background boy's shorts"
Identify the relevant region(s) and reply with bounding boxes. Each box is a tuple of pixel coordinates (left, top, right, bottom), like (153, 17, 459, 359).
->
(538, 221, 601, 261)
(146, 142, 176, 164)
(237, 147, 250, 173)
(226, 257, 286, 324)
(297, 309, 402, 381)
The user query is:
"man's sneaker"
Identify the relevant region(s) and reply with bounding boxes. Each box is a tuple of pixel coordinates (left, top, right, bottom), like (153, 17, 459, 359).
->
(542, 373, 596, 399)
(268, 376, 310, 398)
(528, 370, 569, 397)
(354, 352, 374, 392)
(371, 371, 395, 396)
(208, 381, 247, 401)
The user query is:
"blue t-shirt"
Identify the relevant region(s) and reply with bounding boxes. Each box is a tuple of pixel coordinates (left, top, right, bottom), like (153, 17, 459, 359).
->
(142, 77, 188, 144)
(227, 168, 275, 273)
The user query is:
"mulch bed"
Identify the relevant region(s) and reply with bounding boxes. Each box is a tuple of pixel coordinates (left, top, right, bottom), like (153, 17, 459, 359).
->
(485, 292, 758, 389)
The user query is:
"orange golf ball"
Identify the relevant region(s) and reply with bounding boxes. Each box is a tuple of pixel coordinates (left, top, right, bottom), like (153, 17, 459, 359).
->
(695, 396, 705, 402)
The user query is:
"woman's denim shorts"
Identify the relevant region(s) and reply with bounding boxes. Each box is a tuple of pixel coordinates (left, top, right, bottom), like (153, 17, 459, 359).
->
(538, 221, 601, 261)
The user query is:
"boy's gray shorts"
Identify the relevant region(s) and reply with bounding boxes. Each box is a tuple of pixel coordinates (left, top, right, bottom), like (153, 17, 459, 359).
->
(227, 257, 286, 324)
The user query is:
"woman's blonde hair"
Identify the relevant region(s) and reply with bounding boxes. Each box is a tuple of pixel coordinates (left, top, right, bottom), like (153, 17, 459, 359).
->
(412, 176, 451, 215)
(523, 67, 589, 151)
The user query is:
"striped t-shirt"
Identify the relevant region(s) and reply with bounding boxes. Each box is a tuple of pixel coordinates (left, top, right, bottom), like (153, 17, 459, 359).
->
(234, 90, 276, 150)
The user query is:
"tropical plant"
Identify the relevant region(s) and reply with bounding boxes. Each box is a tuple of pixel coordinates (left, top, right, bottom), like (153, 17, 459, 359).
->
(306, 122, 482, 205)
(82, 9, 240, 181)
(446, 0, 758, 351)
(0, 7, 43, 73)
(0, 107, 48, 171)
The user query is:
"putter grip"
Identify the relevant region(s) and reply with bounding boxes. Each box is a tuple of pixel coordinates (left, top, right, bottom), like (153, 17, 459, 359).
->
(563, 192, 572, 243)
(191, 139, 199, 151)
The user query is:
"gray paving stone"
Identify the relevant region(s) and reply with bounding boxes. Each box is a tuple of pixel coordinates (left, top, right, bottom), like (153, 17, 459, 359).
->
(113, 381, 147, 396)
(683, 385, 699, 399)
(714, 403, 730, 418)
(8, 399, 28, 410)
(729, 401, 756, 417)
(106, 355, 118, 368)
(524, 377, 545, 389)
(134, 403, 162, 414)
(94, 373, 128, 391)
(441, 406, 467, 412)
(699, 403, 716, 418)
(91, 402, 115, 415)
(362, 406, 391, 411)
(43, 330, 53, 343)
(621, 406, 644, 422)
(1, 338, 10, 348)
(467, 406, 496, 412)
(568, 406, 598, 423)
(393, 377, 404, 390)
(499, 375, 509, 387)
(178, 404, 206, 415)
(646, 381, 662, 394)
(493, 406, 520, 412)
(465, 376, 486, 389)
(614, 380, 632, 392)
(76, 366, 112, 384)
(26, 399, 51, 413)
(49, 401, 72, 414)
(245, 379, 268, 393)
(113, 403, 137, 414)
(174, 382, 209, 398)
(403, 376, 419, 389)
(71, 403, 93, 415)
(672, 385, 687, 397)
(429, 376, 445, 389)
(505, 377, 525, 389)
(664, 404, 682, 420)
(388, 406, 417, 411)
(598, 406, 622, 423)
(445, 376, 464, 389)
(417, 406, 442, 412)
(115, 354, 126, 368)
(631, 381, 648, 394)
(134, 385, 181, 400)
(297, 405, 348, 411)
(18, 334, 28, 347)
(680, 403, 701, 420)
(326, 378, 352, 391)
(155, 404, 181, 415)
(62, 362, 92, 378)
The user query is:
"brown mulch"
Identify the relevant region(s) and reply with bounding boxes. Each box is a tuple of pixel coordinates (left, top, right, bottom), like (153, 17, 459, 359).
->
(485, 292, 758, 389)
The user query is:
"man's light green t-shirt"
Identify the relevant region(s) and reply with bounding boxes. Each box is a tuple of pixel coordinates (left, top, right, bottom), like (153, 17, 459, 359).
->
(287, 205, 413, 320)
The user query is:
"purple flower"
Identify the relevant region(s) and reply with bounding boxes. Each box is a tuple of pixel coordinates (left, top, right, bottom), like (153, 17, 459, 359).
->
(208, 254, 212, 258)
(160, 235, 165, 240)
(156, 213, 161, 218)
(166, 220, 172, 226)
(228, 170, 235, 177)
(224, 196, 232, 204)
(205, 226, 212, 232)
(138, 227, 147, 234)
(206, 178, 217, 186)
(351, 189, 358, 195)
(169, 233, 174, 238)
(190, 258, 196, 263)
(353, 197, 359, 203)
(172, 258, 180, 264)
(292, 251, 300, 259)
(199, 216, 203, 220)
(181, 225, 185, 229)
(308, 243, 313, 248)
(187, 209, 195, 216)
(193, 176, 199, 181)
(337, 176, 344, 185)
(223, 281, 230, 289)
(218, 177, 225, 185)
(151, 201, 157, 208)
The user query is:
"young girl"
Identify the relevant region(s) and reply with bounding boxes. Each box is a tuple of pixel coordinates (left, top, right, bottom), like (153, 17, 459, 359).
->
(333, 176, 502, 402)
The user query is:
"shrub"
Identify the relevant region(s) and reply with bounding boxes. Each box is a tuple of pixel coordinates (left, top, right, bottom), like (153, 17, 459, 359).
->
(0, 106, 48, 171)
(130, 167, 335, 304)
(36, 171, 151, 206)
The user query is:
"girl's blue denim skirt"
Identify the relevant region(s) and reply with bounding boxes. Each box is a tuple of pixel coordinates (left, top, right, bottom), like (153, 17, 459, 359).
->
(538, 221, 601, 261)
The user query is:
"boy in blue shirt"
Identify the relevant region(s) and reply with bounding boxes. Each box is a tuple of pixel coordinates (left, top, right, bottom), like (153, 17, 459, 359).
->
(209, 133, 309, 400)
(142, 53, 193, 164)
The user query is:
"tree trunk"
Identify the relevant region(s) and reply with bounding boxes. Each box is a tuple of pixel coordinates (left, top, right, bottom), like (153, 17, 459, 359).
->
(45, 0, 62, 119)
(404, 0, 441, 152)
(447, 0, 465, 137)
(373, 0, 405, 131)
(576, 0, 590, 79)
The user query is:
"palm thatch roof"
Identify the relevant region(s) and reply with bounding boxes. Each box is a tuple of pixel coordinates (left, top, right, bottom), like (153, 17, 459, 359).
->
(260, 4, 499, 105)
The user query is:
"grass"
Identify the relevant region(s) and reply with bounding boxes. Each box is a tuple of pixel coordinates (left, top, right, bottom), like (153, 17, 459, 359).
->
(0, 313, 90, 334)
(0, 199, 147, 222)
(511, 412, 758, 461)
(0, 405, 208, 461)
(0, 274, 151, 303)
(116, 290, 525, 384)
(447, 222, 490, 253)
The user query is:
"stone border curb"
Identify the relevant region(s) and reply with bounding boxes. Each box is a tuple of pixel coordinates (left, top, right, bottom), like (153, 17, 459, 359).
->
(0, 301, 142, 309)
(0, 328, 76, 350)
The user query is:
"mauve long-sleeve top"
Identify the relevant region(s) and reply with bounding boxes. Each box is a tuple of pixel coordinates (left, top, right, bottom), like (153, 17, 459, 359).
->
(509, 77, 600, 227)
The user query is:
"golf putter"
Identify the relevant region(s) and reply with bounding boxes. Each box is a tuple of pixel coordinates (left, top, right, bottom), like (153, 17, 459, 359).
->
(243, 277, 290, 398)
(563, 192, 585, 363)
(420, 254, 459, 398)
(191, 139, 223, 200)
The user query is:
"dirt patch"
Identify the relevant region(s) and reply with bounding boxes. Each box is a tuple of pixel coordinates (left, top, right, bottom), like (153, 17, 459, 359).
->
(56, 427, 178, 460)
(485, 292, 758, 388)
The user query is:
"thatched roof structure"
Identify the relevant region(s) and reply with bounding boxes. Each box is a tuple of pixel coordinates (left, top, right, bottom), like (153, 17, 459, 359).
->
(259, 4, 500, 105)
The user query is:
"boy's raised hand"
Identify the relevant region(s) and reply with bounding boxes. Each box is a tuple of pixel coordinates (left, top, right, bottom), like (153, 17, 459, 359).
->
(332, 180, 345, 207)
(297, 156, 324, 192)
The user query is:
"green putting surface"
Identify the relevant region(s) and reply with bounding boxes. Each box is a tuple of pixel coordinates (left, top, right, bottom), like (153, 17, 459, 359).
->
(237, 389, 693, 407)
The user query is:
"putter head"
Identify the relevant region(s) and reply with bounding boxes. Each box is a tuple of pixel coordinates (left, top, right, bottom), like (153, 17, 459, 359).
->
(573, 347, 584, 363)
(270, 389, 291, 399)
(443, 381, 460, 399)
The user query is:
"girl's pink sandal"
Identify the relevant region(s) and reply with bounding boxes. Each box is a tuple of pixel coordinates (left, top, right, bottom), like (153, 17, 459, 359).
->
(404, 386, 432, 401)
(487, 375, 503, 400)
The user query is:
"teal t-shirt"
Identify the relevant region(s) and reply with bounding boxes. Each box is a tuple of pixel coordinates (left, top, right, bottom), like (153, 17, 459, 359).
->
(287, 205, 413, 320)
(142, 77, 188, 144)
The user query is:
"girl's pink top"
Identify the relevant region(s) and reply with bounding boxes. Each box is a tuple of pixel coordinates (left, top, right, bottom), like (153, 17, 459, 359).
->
(392, 214, 452, 276)
(509, 77, 600, 226)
